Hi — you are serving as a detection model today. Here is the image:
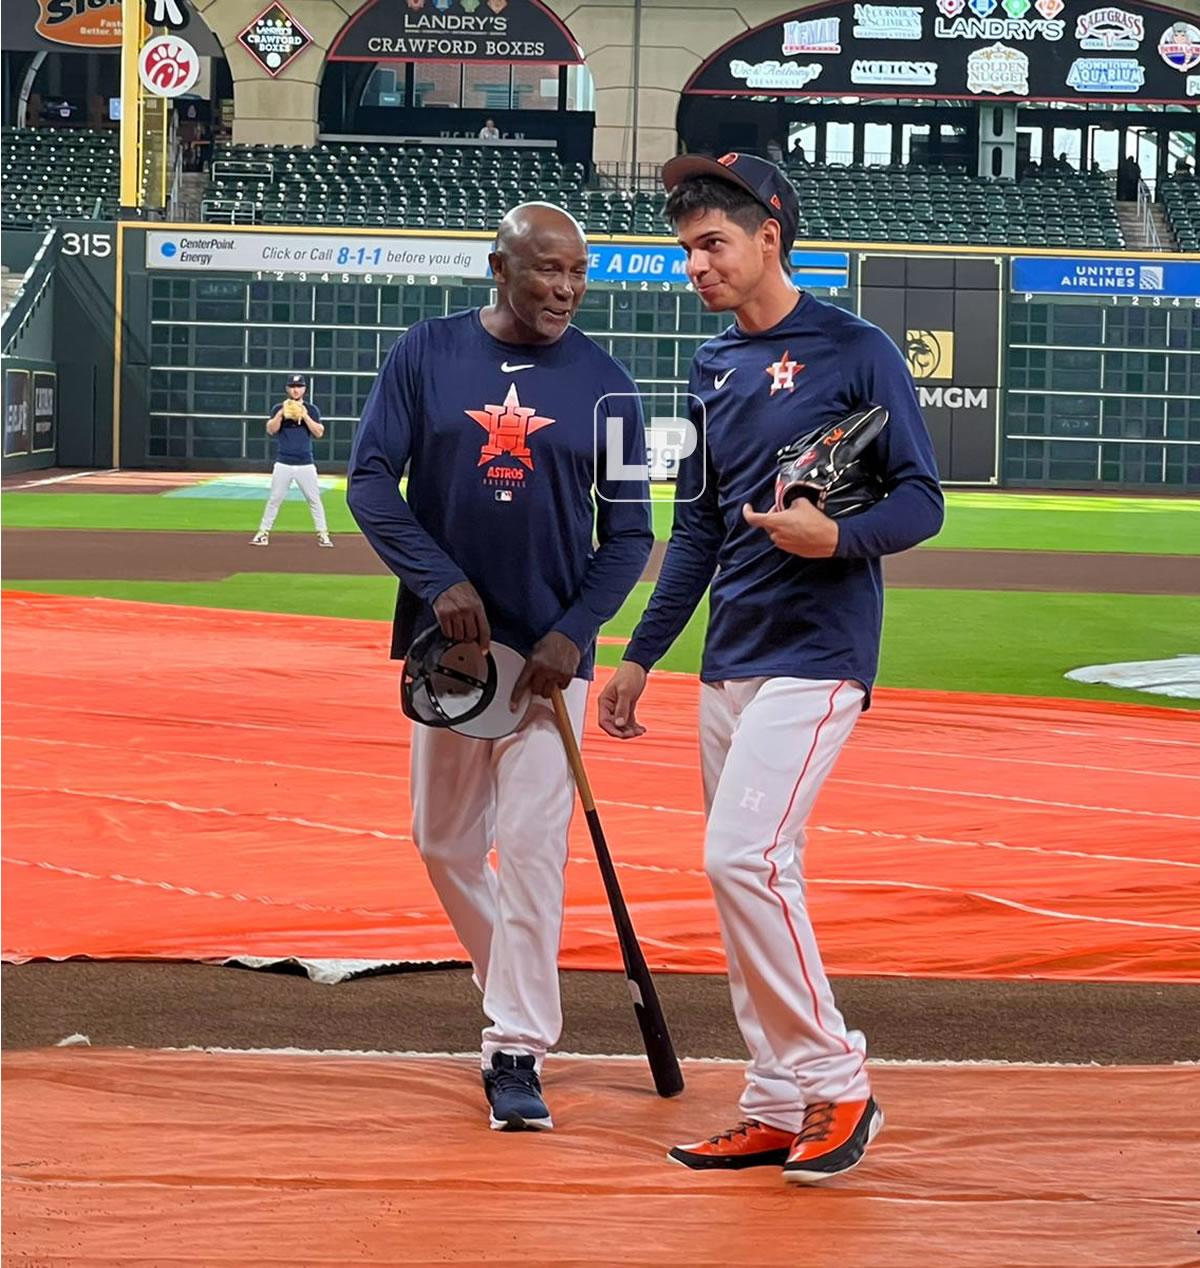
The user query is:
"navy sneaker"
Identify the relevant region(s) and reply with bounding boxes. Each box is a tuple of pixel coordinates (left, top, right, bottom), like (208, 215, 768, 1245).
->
(482, 1052, 553, 1132)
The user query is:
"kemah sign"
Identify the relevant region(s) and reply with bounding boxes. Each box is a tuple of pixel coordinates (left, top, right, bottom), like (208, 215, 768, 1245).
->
(238, 3, 313, 76)
(328, 0, 583, 63)
(684, 0, 1200, 102)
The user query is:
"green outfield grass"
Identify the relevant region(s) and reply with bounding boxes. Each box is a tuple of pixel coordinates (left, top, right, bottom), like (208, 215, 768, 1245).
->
(6, 489, 1200, 555)
(0, 494, 364, 536)
(7, 574, 1196, 709)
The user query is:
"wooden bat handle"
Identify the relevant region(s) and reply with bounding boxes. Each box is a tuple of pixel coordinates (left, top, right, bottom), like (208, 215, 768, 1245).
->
(550, 687, 595, 812)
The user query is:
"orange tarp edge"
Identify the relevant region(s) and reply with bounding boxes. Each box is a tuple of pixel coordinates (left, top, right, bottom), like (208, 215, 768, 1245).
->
(3, 590, 1199, 981)
(4, 1049, 1198, 1266)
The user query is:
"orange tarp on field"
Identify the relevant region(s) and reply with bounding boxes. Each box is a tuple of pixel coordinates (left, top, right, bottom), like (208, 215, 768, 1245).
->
(4, 1050, 1198, 1266)
(3, 591, 1198, 981)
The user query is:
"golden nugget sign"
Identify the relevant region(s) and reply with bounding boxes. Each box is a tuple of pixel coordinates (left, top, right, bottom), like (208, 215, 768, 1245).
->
(328, 0, 582, 62)
(35, 0, 121, 47)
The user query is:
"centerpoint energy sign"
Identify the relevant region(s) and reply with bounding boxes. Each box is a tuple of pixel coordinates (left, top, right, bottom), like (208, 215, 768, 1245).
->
(328, 0, 582, 63)
(685, 0, 1200, 101)
(146, 231, 495, 277)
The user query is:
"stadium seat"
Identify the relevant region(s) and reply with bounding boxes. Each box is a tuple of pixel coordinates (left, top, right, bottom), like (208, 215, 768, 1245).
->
(1, 127, 119, 230)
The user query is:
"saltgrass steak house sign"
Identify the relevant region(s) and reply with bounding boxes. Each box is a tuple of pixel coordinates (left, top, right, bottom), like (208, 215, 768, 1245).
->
(328, 0, 583, 62)
(685, 0, 1200, 101)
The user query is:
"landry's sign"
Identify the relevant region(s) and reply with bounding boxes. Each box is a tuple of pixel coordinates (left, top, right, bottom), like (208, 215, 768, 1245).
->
(328, 0, 582, 62)
(36, 0, 121, 47)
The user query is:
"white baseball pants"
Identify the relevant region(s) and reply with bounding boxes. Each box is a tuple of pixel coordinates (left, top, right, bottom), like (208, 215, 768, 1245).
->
(700, 676, 869, 1130)
(409, 679, 588, 1070)
(258, 462, 328, 533)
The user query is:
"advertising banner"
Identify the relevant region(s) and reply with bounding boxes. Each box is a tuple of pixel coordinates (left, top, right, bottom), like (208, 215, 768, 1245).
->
(686, 0, 1200, 102)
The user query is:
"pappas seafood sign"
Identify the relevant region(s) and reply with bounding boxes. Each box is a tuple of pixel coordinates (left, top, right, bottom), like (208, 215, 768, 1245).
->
(684, 0, 1200, 100)
(327, 0, 582, 62)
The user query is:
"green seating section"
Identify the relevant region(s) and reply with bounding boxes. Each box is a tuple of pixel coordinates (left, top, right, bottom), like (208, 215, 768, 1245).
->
(0, 130, 1133, 251)
(782, 162, 1124, 248)
(1, 127, 119, 230)
(1162, 174, 1199, 252)
(202, 146, 1127, 249)
(203, 140, 611, 229)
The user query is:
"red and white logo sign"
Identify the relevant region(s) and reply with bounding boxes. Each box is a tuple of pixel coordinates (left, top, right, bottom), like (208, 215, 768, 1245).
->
(1158, 21, 1200, 72)
(138, 35, 200, 97)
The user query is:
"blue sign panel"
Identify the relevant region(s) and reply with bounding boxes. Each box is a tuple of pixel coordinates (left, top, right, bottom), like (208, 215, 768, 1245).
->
(1012, 256, 1200, 299)
(586, 244, 849, 290)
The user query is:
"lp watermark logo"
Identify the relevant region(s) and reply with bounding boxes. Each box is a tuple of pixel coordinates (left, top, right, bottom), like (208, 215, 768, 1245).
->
(593, 392, 706, 502)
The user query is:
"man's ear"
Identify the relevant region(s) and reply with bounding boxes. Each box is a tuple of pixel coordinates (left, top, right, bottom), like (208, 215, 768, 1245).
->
(760, 217, 781, 262)
(488, 251, 505, 284)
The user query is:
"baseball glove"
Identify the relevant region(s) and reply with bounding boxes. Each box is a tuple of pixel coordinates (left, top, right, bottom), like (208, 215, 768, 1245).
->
(282, 398, 303, 421)
(773, 404, 889, 519)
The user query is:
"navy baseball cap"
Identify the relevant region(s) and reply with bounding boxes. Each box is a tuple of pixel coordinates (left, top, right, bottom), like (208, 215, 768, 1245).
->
(286, 374, 308, 387)
(662, 152, 799, 253)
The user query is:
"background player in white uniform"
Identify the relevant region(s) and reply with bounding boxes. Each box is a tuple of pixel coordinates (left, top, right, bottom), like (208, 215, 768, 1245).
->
(348, 204, 652, 1131)
(599, 154, 944, 1182)
(251, 373, 333, 547)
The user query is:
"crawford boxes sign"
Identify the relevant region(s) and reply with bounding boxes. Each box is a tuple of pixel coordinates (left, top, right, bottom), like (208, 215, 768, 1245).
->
(328, 0, 582, 63)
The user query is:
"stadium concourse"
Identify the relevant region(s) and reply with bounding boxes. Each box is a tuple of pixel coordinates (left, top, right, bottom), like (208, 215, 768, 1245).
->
(3, 471, 1199, 1264)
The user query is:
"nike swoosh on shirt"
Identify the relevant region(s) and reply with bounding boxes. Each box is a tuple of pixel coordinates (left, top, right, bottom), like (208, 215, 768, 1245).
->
(714, 369, 736, 389)
(501, 362, 535, 373)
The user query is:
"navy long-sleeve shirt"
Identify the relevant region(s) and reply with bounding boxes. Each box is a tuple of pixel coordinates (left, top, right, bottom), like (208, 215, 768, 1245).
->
(347, 309, 653, 678)
(625, 292, 944, 698)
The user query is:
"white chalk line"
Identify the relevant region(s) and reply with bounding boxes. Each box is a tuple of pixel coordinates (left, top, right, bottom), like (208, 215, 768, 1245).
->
(0, 855, 428, 922)
(1, 783, 412, 844)
(6, 468, 108, 490)
(848, 741, 1200, 782)
(1045, 726, 1200, 750)
(1, 699, 406, 751)
(6, 799, 1198, 936)
(560, 857, 1200, 936)
(9, 697, 1199, 789)
(830, 777, 1200, 822)
(84, 1045, 1200, 1071)
(4, 750, 1192, 872)
(7, 720, 1187, 826)
(14, 731, 1199, 797)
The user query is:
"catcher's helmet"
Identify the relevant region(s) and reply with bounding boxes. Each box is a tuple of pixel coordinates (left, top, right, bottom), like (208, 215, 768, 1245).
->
(401, 626, 530, 740)
(773, 404, 889, 519)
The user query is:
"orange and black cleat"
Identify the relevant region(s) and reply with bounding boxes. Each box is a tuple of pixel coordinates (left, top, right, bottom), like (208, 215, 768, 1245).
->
(782, 1097, 883, 1184)
(667, 1119, 795, 1170)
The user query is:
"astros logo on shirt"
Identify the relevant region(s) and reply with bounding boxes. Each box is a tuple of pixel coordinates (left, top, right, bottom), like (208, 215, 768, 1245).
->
(766, 349, 804, 396)
(465, 384, 555, 488)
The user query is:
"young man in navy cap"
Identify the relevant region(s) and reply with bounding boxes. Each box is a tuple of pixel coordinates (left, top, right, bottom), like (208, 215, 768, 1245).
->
(599, 153, 944, 1182)
(251, 373, 334, 548)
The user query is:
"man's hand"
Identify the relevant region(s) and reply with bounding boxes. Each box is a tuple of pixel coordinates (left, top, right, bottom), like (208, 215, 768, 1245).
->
(511, 631, 580, 706)
(742, 499, 839, 558)
(432, 581, 491, 649)
(597, 661, 648, 739)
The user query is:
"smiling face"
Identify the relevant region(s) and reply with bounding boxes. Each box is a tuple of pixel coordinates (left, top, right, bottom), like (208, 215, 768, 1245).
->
(490, 206, 588, 344)
(676, 207, 780, 313)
